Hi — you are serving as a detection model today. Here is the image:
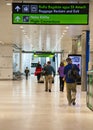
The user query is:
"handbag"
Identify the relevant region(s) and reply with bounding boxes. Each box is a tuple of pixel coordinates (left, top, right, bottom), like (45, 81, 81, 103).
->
(34, 71, 41, 76)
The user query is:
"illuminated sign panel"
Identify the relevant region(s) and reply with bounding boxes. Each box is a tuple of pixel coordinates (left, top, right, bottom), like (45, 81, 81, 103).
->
(34, 52, 55, 57)
(12, 3, 89, 25)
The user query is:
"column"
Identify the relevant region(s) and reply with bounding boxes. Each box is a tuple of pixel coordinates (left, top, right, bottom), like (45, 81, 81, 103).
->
(0, 44, 13, 79)
(81, 31, 90, 91)
(19, 49, 22, 73)
(89, 0, 93, 70)
(72, 38, 78, 54)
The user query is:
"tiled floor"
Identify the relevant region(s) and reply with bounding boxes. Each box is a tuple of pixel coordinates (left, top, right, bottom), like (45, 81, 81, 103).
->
(0, 75, 93, 130)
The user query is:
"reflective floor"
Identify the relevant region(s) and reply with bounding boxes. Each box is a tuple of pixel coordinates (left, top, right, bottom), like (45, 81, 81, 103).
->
(0, 75, 93, 130)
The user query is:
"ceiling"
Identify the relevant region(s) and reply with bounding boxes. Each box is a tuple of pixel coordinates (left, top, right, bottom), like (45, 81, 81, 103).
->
(0, 0, 89, 53)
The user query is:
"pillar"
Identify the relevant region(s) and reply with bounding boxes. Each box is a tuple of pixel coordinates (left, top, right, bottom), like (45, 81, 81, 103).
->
(72, 38, 78, 54)
(89, 0, 93, 70)
(81, 31, 90, 91)
(19, 49, 22, 73)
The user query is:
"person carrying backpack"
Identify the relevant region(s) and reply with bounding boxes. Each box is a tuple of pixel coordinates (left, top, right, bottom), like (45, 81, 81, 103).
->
(64, 57, 79, 106)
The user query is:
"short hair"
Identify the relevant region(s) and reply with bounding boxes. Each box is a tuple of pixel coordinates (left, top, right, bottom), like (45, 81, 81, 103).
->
(66, 57, 72, 62)
(47, 61, 51, 64)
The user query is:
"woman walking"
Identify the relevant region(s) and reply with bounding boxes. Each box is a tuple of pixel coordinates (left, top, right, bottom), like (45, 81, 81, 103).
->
(58, 62, 65, 92)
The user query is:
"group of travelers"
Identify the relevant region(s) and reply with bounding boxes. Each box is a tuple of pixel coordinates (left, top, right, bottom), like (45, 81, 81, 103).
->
(25, 57, 79, 106)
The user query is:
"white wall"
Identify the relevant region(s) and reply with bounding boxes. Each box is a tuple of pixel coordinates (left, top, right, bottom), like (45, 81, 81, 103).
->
(0, 44, 13, 79)
(13, 52, 20, 72)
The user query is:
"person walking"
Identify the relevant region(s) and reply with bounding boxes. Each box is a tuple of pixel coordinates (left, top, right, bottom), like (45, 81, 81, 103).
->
(58, 62, 65, 92)
(44, 61, 55, 92)
(64, 57, 79, 106)
(24, 67, 29, 80)
(35, 62, 42, 83)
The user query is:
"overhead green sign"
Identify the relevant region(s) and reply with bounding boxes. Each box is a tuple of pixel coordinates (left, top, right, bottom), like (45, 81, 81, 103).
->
(12, 3, 89, 25)
(34, 52, 55, 57)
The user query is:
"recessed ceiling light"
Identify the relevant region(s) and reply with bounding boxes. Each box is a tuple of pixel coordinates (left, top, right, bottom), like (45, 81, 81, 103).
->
(20, 26, 24, 29)
(66, 26, 69, 29)
(64, 30, 67, 32)
(0, 41, 4, 44)
(6, 3, 11, 6)
(22, 30, 25, 32)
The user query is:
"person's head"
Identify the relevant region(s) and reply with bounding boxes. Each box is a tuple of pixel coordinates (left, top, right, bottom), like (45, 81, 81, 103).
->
(47, 61, 51, 65)
(60, 62, 64, 66)
(38, 61, 40, 64)
(66, 57, 72, 64)
(37, 61, 41, 67)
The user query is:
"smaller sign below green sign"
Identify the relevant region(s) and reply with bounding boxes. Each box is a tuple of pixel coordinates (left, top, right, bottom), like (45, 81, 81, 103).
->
(34, 52, 55, 57)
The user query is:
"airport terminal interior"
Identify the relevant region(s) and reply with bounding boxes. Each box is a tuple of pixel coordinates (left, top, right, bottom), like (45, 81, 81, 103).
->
(0, 0, 93, 130)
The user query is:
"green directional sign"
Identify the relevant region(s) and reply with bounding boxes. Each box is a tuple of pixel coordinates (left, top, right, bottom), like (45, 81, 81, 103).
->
(34, 51, 55, 57)
(12, 3, 89, 25)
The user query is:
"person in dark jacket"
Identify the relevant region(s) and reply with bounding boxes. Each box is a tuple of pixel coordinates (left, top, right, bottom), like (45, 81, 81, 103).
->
(64, 57, 79, 106)
(24, 67, 29, 80)
(44, 61, 55, 92)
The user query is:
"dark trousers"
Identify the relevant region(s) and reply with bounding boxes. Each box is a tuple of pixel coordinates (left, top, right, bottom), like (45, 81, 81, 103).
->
(37, 74, 41, 82)
(26, 74, 28, 80)
(59, 77, 64, 91)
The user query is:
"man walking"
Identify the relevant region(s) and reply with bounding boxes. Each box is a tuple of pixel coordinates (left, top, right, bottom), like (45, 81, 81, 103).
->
(44, 61, 55, 92)
(24, 67, 29, 80)
(64, 57, 79, 105)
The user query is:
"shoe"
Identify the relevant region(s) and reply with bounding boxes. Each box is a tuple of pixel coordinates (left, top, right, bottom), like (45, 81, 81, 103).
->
(72, 101, 76, 105)
(49, 89, 51, 92)
(71, 99, 76, 105)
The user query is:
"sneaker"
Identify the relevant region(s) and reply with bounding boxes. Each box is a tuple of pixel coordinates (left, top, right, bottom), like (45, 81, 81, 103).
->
(49, 89, 51, 92)
(45, 89, 48, 92)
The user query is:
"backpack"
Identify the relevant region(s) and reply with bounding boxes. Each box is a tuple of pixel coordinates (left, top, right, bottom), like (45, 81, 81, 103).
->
(67, 65, 79, 81)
